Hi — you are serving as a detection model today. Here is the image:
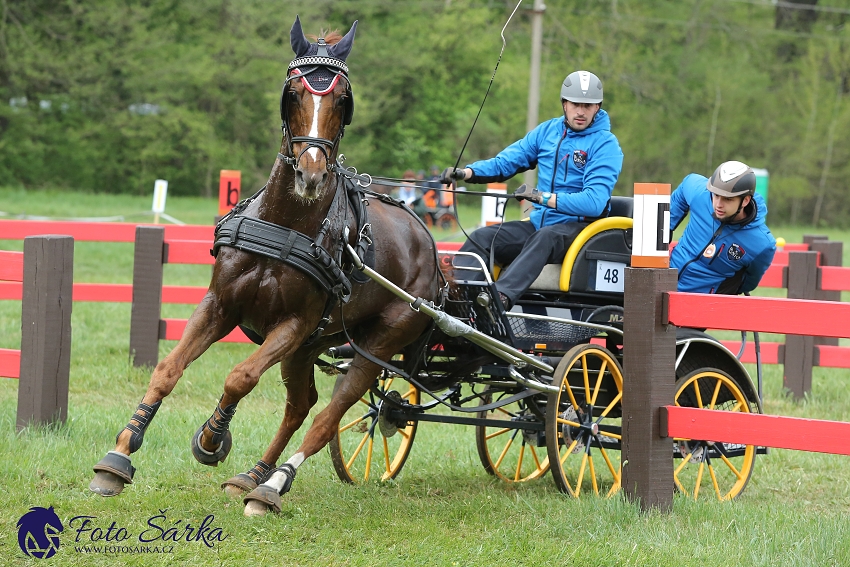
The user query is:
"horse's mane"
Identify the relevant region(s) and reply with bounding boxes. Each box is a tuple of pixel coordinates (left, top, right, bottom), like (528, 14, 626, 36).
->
(308, 30, 343, 45)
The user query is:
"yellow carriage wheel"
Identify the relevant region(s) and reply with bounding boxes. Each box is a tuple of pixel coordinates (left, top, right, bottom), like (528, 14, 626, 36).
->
(545, 344, 623, 497)
(328, 374, 419, 483)
(475, 389, 549, 482)
(673, 368, 756, 501)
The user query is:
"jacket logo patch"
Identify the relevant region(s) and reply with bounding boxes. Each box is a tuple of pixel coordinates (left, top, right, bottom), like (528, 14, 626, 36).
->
(727, 243, 745, 261)
(572, 150, 588, 169)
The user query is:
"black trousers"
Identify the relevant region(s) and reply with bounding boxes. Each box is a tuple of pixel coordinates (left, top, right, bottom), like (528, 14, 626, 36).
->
(458, 220, 588, 304)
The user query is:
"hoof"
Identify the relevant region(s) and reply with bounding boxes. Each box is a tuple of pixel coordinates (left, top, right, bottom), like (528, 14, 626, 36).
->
(221, 473, 257, 498)
(244, 485, 282, 514)
(89, 471, 127, 497)
(244, 499, 271, 517)
(191, 425, 232, 467)
(90, 451, 134, 497)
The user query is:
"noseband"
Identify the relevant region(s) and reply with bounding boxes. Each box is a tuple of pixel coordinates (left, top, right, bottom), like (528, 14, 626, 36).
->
(280, 39, 354, 171)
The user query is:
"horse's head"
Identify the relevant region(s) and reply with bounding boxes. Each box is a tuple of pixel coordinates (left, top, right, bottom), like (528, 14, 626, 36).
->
(280, 16, 358, 201)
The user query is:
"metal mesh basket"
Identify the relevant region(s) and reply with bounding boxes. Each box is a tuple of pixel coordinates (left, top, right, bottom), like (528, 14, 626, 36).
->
(506, 314, 599, 345)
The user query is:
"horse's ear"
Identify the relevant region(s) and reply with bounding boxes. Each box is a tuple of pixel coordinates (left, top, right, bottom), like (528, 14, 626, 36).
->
(290, 15, 311, 57)
(328, 20, 358, 61)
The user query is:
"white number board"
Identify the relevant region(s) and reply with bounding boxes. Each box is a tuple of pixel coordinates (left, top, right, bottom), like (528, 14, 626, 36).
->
(595, 260, 626, 292)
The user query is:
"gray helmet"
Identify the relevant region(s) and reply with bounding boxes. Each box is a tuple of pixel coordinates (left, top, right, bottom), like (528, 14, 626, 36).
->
(560, 70, 603, 104)
(706, 161, 756, 198)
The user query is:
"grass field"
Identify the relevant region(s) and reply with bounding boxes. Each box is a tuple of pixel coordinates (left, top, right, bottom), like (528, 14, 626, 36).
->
(1, 187, 849, 566)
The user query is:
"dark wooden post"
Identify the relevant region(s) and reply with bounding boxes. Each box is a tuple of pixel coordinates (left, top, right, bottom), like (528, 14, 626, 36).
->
(622, 267, 677, 512)
(810, 240, 843, 347)
(129, 226, 165, 368)
(783, 251, 818, 399)
(16, 235, 73, 431)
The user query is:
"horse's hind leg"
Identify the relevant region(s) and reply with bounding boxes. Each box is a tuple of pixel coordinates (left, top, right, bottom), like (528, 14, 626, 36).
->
(89, 296, 233, 496)
(221, 350, 320, 498)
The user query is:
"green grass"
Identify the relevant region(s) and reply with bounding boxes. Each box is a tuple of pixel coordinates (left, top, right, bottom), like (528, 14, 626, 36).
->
(1, 187, 850, 566)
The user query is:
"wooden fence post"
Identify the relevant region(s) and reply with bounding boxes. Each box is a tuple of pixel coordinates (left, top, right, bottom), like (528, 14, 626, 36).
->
(783, 251, 818, 399)
(810, 240, 843, 347)
(16, 235, 73, 431)
(129, 226, 165, 368)
(622, 267, 677, 512)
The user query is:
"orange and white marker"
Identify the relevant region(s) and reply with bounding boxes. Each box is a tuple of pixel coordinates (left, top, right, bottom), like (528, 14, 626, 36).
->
(218, 170, 242, 216)
(631, 183, 671, 268)
(481, 183, 507, 226)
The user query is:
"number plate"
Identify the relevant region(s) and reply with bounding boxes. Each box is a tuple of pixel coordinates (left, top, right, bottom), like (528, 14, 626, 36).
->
(595, 260, 626, 292)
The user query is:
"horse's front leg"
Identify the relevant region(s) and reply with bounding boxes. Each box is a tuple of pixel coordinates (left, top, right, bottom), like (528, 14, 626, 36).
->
(89, 295, 235, 496)
(220, 347, 323, 498)
(242, 304, 432, 516)
(192, 317, 310, 471)
(242, 353, 381, 516)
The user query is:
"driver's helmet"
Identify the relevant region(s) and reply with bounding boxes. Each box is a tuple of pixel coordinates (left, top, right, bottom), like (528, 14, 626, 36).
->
(560, 71, 603, 104)
(706, 161, 756, 198)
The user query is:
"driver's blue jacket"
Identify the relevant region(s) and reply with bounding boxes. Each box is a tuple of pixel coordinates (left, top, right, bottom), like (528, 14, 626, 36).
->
(670, 174, 776, 294)
(465, 109, 623, 229)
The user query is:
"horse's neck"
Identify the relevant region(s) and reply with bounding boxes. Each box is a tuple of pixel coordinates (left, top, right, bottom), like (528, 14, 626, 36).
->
(258, 162, 340, 236)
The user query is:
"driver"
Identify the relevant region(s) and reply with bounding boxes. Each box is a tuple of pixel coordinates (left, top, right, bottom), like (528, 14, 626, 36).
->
(670, 161, 776, 294)
(440, 70, 623, 309)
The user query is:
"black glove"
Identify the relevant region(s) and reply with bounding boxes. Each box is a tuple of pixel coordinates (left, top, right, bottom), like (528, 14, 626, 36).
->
(439, 167, 467, 184)
(513, 184, 540, 203)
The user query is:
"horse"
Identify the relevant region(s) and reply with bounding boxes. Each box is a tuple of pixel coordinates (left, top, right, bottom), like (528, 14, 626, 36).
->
(88, 15, 443, 517)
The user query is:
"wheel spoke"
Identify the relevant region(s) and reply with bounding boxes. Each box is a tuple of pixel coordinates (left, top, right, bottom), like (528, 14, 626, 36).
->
(494, 432, 517, 469)
(345, 428, 371, 470)
(401, 388, 416, 401)
(598, 444, 619, 478)
(556, 417, 581, 428)
(597, 391, 622, 419)
(589, 359, 607, 406)
(339, 412, 371, 434)
(692, 380, 704, 408)
(694, 461, 705, 499)
(675, 452, 694, 474)
(563, 380, 581, 410)
(363, 436, 375, 481)
(718, 452, 744, 480)
(709, 378, 722, 409)
(514, 445, 526, 481)
(529, 445, 543, 469)
(588, 455, 599, 495)
(581, 354, 591, 402)
(708, 463, 724, 500)
(485, 427, 512, 441)
(382, 435, 392, 474)
(560, 439, 579, 465)
(597, 429, 621, 440)
(575, 453, 588, 497)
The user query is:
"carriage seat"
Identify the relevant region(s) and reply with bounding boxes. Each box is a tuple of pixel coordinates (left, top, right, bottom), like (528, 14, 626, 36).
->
(525, 196, 633, 295)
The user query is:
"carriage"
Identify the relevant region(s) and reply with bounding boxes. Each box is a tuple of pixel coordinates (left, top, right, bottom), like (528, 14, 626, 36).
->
(325, 194, 764, 501)
(89, 16, 764, 514)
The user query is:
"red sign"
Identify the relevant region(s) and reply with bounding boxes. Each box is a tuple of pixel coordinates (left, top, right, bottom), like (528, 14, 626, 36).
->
(218, 170, 241, 215)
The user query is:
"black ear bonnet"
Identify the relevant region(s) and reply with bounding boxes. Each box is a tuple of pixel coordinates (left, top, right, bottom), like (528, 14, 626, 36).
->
(281, 16, 357, 130)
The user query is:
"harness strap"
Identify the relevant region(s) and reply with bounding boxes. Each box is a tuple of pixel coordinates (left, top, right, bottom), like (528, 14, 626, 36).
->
(213, 216, 352, 302)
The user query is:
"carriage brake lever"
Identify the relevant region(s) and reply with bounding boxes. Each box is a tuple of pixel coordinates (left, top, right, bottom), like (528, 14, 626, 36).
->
(476, 292, 498, 326)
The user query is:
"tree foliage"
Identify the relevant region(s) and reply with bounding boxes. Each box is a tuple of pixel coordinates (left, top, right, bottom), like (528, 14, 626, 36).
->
(1, 0, 850, 224)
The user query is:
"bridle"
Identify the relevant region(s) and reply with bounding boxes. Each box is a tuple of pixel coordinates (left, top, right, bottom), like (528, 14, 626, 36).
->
(279, 39, 354, 172)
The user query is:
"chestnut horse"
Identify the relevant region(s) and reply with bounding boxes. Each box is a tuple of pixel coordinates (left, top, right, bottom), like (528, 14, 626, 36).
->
(89, 16, 441, 517)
